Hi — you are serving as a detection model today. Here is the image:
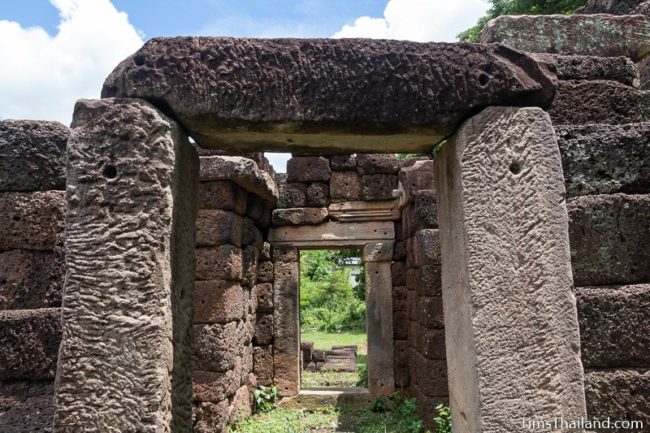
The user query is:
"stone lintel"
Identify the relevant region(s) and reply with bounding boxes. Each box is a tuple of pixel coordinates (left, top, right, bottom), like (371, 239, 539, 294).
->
(328, 200, 400, 222)
(268, 221, 394, 247)
(199, 155, 278, 204)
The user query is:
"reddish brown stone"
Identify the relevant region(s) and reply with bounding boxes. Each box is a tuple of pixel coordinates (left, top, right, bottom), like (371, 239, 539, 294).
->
(305, 182, 330, 207)
(568, 193, 650, 286)
(254, 314, 273, 345)
(330, 154, 356, 171)
(417, 328, 446, 361)
(330, 171, 362, 202)
(278, 179, 307, 209)
(0, 308, 61, 381)
(287, 157, 331, 183)
(193, 322, 241, 371)
(361, 174, 397, 201)
(408, 229, 441, 268)
(413, 352, 448, 397)
(391, 262, 406, 286)
(193, 369, 241, 403)
(271, 208, 328, 226)
(257, 261, 274, 283)
(394, 340, 409, 368)
(0, 381, 55, 433)
(229, 385, 252, 422)
(0, 191, 65, 251)
(0, 120, 68, 192)
(253, 345, 274, 386)
(0, 249, 62, 309)
(196, 209, 243, 247)
(584, 369, 650, 433)
(241, 245, 259, 288)
(394, 367, 410, 389)
(246, 196, 272, 229)
(417, 296, 444, 330)
(578, 284, 650, 369)
(356, 154, 399, 174)
(394, 312, 408, 340)
(193, 400, 229, 433)
(241, 217, 262, 248)
(413, 265, 442, 297)
(549, 80, 650, 126)
(194, 280, 245, 324)
(255, 283, 273, 313)
(198, 180, 247, 215)
(393, 240, 407, 260)
(413, 190, 438, 229)
(195, 246, 243, 281)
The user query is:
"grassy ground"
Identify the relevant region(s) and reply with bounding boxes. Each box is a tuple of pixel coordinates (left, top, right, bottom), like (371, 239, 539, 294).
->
(229, 396, 435, 433)
(301, 331, 367, 388)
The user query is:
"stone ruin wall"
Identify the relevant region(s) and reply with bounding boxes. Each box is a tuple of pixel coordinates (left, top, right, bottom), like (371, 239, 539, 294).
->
(0, 7, 649, 433)
(480, 12, 650, 430)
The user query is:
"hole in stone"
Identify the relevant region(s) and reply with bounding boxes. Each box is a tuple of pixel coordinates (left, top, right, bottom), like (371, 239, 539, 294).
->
(103, 165, 118, 179)
(478, 73, 490, 86)
(133, 55, 145, 66)
(12, 215, 20, 221)
(509, 162, 521, 175)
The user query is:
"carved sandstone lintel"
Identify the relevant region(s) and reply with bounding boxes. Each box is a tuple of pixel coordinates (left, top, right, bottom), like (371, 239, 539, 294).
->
(268, 221, 394, 248)
(328, 200, 400, 222)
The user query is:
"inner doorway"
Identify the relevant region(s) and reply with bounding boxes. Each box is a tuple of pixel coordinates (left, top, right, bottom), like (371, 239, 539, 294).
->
(299, 249, 367, 390)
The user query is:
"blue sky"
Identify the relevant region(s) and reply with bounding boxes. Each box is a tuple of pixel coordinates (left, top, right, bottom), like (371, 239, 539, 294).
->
(0, 0, 489, 171)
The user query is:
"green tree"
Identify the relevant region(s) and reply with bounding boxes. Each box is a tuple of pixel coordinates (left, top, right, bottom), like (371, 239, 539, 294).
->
(458, 0, 588, 42)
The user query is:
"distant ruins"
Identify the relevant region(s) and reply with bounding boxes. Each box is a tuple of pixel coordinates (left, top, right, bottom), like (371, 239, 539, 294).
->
(0, 1, 649, 432)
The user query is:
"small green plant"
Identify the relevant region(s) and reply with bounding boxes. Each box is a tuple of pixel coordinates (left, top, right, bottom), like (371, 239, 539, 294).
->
(252, 385, 278, 414)
(433, 403, 452, 433)
(356, 363, 368, 387)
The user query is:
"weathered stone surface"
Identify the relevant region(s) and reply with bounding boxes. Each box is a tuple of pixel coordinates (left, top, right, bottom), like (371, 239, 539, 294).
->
(305, 182, 330, 207)
(0, 120, 68, 192)
(193, 322, 241, 372)
(0, 308, 61, 381)
(361, 174, 397, 201)
(198, 180, 247, 215)
(241, 217, 262, 248)
(103, 38, 555, 152)
(412, 353, 448, 398)
(391, 262, 406, 286)
(271, 245, 299, 263)
(254, 313, 274, 345)
(199, 156, 278, 204)
(413, 190, 438, 229)
(584, 369, 650, 432)
(435, 107, 587, 432)
(241, 245, 259, 288)
(556, 123, 650, 196)
(407, 229, 441, 268)
(273, 261, 300, 396)
(578, 284, 650, 368)
(363, 241, 394, 262)
(228, 385, 252, 423)
(287, 157, 330, 182)
(0, 381, 55, 433)
(269, 221, 394, 248)
(245, 195, 272, 229)
(330, 154, 356, 171)
(55, 98, 198, 432)
(568, 193, 650, 286)
(260, 242, 271, 261)
(480, 14, 650, 61)
(365, 261, 395, 395)
(532, 53, 639, 86)
(356, 154, 399, 174)
(395, 160, 434, 206)
(330, 171, 362, 202)
(328, 199, 400, 222)
(194, 280, 245, 324)
(196, 245, 243, 281)
(257, 261, 274, 283)
(277, 176, 307, 208)
(196, 209, 243, 247)
(0, 191, 65, 251)
(192, 369, 240, 404)
(417, 328, 446, 361)
(253, 345, 274, 386)
(255, 283, 273, 312)
(576, 0, 648, 15)
(0, 249, 62, 309)
(271, 208, 328, 226)
(548, 80, 650, 125)
(193, 400, 229, 433)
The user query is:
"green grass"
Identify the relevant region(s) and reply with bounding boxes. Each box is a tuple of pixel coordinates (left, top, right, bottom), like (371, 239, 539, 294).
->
(229, 396, 434, 433)
(301, 331, 367, 388)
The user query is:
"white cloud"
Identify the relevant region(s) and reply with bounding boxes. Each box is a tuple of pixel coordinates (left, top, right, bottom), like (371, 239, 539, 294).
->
(0, 0, 143, 125)
(333, 0, 490, 42)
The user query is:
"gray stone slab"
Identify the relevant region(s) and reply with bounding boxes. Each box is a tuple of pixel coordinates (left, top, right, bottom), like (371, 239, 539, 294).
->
(54, 98, 198, 432)
(435, 106, 587, 432)
(102, 38, 554, 152)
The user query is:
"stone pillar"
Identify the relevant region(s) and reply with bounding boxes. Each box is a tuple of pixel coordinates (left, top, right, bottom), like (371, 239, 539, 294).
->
(363, 241, 395, 395)
(272, 246, 300, 397)
(54, 98, 198, 432)
(435, 107, 587, 433)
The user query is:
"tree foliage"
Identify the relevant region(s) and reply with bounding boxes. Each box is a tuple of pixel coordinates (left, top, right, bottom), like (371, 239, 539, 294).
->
(458, 0, 588, 42)
(300, 250, 366, 332)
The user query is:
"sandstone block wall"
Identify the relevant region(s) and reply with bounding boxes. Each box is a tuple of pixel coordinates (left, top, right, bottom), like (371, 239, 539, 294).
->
(0, 120, 68, 433)
(484, 12, 650, 431)
(193, 155, 276, 433)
